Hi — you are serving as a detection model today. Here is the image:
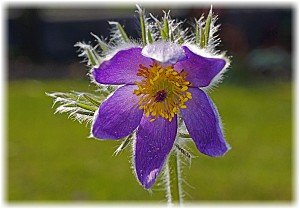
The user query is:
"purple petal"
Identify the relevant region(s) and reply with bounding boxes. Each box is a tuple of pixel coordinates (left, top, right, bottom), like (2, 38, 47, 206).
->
(91, 85, 143, 139)
(134, 115, 177, 188)
(92, 48, 153, 85)
(174, 46, 226, 87)
(141, 41, 187, 64)
(181, 88, 230, 157)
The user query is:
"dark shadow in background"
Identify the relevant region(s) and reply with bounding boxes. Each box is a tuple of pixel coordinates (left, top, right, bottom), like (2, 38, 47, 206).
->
(7, 6, 292, 82)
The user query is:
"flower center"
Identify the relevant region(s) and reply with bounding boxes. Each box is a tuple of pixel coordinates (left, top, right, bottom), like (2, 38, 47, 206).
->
(133, 62, 192, 122)
(154, 90, 167, 102)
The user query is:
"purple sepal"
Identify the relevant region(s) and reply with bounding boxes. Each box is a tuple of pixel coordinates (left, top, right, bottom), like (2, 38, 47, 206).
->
(181, 88, 230, 157)
(134, 115, 177, 188)
(175, 46, 226, 87)
(92, 85, 143, 139)
(92, 47, 152, 85)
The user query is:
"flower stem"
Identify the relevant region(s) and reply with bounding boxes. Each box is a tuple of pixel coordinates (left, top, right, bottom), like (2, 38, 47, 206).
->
(166, 148, 182, 205)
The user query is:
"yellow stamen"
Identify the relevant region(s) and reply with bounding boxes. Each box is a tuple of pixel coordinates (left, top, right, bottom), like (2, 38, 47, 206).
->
(133, 62, 192, 122)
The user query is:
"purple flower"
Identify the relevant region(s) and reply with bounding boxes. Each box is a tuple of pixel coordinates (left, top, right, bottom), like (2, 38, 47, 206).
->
(91, 42, 230, 188)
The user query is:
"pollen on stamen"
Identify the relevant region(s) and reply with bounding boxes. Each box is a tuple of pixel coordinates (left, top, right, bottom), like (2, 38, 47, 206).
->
(133, 62, 192, 122)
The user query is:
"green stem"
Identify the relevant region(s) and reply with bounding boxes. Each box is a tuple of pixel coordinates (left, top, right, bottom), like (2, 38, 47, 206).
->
(166, 148, 182, 205)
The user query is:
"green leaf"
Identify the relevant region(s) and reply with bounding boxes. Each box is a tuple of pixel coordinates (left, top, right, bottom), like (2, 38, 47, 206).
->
(205, 8, 212, 46)
(147, 29, 153, 44)
(200, 27, 205, 49)
(138, 10, 146, 46)
(82, 94, 101, 107)
(160, 27, 167, 41)
(76, 102, 98, 112)
(178, 37, 183, 45)
(149, 13, 167, 41)
(178, 132, 191, 138)
(74, 42, 101, 66)
(174, 143, 191, 161)
(87, 49, 97, 66)
(170, 30, 174, 42)
(117, 22, 130, 42)
(74, 110, 94, 116)
(163, 17, 169, 40)
(90, 32, 108, 53)
(113, 133, 134, 156)
(47, 91, 105, 124)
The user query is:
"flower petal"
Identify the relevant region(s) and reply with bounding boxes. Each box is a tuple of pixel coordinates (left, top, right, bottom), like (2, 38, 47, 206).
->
(92, 48, 153, 85)
(174, 46, 226, 87)
(141, 41, 187, 64)
(134, 115, 177, 188)
(91, 85, 143, 139)
(181, 88, 230, 157)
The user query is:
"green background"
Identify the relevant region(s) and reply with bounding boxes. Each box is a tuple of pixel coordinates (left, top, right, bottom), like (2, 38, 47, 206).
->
(7, 79, 292, 202)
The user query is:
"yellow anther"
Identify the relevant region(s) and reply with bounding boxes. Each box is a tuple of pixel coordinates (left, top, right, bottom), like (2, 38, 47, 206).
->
(183, 81, 190, 85)
(153, 73, 159, 81)
(152, 111, 157, 116)
(145, 111, 150, 117)
(133, 90, 140, 95)
(181, 86, 188, 91)
(171, 112, 175, 118)
(172, 106, 178, 112)
(133, 62, 192, 122)
(186, 92, 192, 99)
(182, 98, 189, 102)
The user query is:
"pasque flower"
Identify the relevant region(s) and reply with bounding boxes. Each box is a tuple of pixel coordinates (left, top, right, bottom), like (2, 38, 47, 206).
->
(91, 35, 230, 188)
(48, 6, 232, 190)
(46, 5, 232, 196)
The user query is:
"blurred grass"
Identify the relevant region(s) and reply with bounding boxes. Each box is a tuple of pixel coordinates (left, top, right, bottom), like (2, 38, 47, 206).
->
(7, 79, 292, 202)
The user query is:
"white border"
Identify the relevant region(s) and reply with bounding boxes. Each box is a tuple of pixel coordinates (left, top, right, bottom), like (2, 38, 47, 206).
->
(1, 1, 298, 209)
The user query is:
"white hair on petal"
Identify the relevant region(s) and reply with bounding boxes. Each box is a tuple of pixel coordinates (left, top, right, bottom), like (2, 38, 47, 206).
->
(142, 41, 186, 64)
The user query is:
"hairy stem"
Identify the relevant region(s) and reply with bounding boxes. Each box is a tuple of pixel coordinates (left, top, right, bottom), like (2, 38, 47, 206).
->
(166, 148, 182, 205)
